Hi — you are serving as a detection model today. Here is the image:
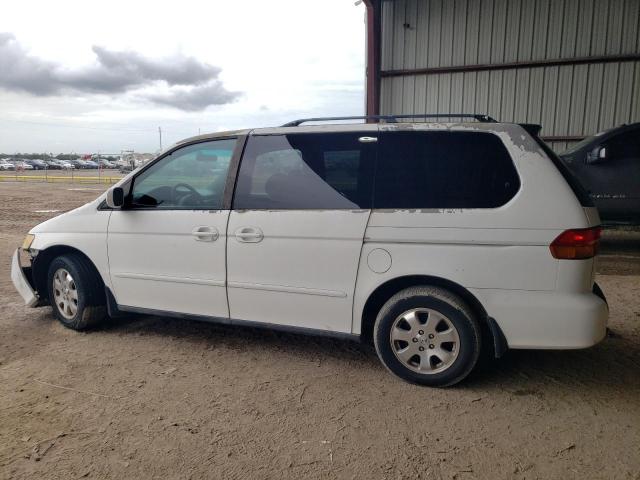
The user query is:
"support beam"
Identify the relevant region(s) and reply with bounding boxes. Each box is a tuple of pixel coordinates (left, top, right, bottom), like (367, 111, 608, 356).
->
(380, 54, 640, 78)
(363, 0, 381, 116)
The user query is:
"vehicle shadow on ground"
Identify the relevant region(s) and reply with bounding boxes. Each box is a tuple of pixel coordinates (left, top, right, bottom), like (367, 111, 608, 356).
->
(467, 330, 640, 393)
(598, 228, 640, 275)
(600, 227, 640, 255)
(100, 313, 640, 392)
(103, 313, 381, 365)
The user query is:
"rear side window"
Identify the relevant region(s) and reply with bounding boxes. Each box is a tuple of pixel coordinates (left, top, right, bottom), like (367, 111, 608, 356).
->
(233, 133, 375, 209)
(374, 131, 520, 209)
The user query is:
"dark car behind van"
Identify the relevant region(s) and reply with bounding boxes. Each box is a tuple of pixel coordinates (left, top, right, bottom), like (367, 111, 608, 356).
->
(559, 123, 640, 225)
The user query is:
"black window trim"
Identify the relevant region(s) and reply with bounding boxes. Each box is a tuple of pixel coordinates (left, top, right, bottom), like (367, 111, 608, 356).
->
(112, 135, 247, 212)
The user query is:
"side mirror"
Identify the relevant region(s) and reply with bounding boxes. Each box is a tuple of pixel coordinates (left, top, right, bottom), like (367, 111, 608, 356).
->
(106, 186, 125, 208)
(586, 146, 607, 165)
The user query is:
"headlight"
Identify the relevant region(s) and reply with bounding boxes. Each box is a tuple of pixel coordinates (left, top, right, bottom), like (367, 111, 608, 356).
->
(22, 234, 35, 250)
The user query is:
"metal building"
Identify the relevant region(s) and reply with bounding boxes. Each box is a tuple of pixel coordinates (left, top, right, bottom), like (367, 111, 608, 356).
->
(363, 0, 640, 151)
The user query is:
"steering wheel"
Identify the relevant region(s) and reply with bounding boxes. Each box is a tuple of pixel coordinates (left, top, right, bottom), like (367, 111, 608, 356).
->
(172, 183, 203, 206)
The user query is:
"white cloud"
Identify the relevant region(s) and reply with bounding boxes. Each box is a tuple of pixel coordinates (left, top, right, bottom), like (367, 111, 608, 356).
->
(0, 0, 365, 152)
(0, 33, 241, 110)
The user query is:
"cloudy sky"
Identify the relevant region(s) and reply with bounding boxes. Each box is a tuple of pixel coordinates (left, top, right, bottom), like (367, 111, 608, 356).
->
(0, 0, 366, 153)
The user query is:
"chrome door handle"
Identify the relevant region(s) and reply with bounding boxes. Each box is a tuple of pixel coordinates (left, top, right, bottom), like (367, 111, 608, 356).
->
(191, 226, 219, 242)
(235, 227, 264, 243)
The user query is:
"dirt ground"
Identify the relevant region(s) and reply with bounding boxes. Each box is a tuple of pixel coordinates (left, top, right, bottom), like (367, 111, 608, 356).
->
(1, 182, 639, 480)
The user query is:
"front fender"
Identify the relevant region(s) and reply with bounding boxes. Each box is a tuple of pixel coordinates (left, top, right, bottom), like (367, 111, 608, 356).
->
(27, 204, 111, 297)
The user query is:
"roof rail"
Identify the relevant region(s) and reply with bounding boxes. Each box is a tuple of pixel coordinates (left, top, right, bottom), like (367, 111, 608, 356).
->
(281, 113, 497, 127)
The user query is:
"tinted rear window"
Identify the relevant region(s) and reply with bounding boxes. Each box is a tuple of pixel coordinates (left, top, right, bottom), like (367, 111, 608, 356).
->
(374, 131, 520, 209)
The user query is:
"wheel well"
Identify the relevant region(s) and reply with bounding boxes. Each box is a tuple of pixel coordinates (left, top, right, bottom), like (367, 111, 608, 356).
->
(360, 275, 498, 354)
(32, 246, 105, 304)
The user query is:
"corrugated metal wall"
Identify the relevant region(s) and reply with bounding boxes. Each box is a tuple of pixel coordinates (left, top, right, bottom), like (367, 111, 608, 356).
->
(379, 0, 640, 152)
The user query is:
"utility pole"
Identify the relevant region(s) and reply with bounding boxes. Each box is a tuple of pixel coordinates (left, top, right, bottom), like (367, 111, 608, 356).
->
(158, 127, 163, 151)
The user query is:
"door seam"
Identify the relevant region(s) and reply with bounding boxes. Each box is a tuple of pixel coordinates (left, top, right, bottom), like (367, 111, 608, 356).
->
(224, 209, 232, 318)
(350, 124, 379, 334)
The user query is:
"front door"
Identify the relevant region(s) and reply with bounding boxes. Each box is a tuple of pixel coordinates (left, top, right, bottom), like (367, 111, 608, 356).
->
(107, 138, 238, 317)
(226, 130, 376, 332)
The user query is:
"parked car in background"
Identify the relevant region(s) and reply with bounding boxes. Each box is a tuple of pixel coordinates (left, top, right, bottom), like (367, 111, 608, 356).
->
(84, 160, 100, 169)
(69, 159, 89, 169)
(0, 160, 15, 170)
(560, 122, 640, 225)
(44, 160, 63, 170)
(11, 115, 608, 387)
(13, 161, 34, 170)
(24, 159, 48, 170)
(57, 161, 75, 170)
(118, 158, 142, 173)
(118, 158, 147, 173)
(98, 159, 116, 169)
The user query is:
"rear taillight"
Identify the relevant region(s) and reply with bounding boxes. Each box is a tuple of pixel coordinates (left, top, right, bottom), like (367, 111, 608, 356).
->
(550, 227, 601, 260)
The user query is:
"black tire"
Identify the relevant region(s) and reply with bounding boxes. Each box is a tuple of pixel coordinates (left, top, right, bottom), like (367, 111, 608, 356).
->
(373, 286, 481, 387)
(47, 254, 106, 330)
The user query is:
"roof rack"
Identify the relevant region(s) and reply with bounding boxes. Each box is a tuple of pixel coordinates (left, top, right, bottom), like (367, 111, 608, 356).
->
(281, 113, 497, 127)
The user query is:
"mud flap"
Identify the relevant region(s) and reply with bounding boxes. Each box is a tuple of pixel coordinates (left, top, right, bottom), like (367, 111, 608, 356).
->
(487, 316, 509, 358)
(104, 287, 125, 318)
(593, 282, 608, 309)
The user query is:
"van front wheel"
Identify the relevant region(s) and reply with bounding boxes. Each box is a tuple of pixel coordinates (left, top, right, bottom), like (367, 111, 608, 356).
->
(373, 286, 481, 387)
(47, 254, 106, 330)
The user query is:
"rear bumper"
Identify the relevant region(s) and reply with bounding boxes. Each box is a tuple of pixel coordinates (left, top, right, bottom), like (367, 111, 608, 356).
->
(471, 288, 608, 349)
(10, 249, 39, 307)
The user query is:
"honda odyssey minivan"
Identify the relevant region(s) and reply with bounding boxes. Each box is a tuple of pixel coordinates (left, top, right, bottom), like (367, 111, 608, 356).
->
(11, 114, 608, 386)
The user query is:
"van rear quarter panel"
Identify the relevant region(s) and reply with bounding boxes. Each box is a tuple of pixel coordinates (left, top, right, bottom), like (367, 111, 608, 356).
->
(351, 125, 596, 338)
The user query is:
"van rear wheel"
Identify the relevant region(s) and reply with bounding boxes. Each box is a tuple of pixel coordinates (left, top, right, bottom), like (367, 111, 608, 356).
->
(47, 254, 106, 330)
(373, 286, 481, 387)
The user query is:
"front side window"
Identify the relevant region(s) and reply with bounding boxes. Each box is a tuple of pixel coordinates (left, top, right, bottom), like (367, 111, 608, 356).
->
(374, 131, 520, 209)
(130, 139, 236, 209)
(233, 133, 375, 209)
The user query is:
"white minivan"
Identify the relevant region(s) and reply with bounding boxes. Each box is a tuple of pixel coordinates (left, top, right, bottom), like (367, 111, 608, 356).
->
(11, 115, 608, 386)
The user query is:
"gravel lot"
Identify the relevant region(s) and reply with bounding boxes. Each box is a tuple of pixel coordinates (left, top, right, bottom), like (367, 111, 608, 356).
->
(1, 182, 639, 480)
